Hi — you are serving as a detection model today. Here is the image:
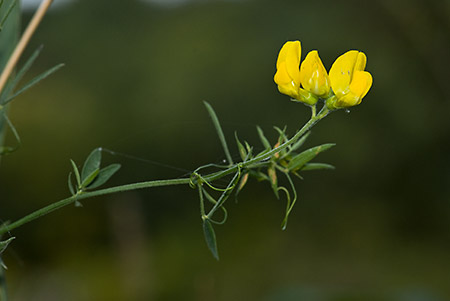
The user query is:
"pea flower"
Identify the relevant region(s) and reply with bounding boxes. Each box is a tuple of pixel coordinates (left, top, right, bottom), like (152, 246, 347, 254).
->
(274, 41, 302, 98)
(327, 50, 373, 109)
(274, 41, 323, 105)
(299, 50, 330, 98)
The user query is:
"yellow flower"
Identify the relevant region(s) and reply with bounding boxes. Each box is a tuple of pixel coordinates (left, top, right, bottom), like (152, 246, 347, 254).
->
(328, 50, 373, 109)
(274, 41, 317, 105)
(274, 41, 302, 99)
(300, 50, 330, 98)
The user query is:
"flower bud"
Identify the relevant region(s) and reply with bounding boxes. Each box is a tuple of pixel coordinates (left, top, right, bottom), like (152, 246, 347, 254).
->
(300, 50, 330, 97)
(274, 41, 320, 105)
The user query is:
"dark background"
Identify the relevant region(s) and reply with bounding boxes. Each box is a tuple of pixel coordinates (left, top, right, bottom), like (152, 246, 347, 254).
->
(1, 0, 450, 300)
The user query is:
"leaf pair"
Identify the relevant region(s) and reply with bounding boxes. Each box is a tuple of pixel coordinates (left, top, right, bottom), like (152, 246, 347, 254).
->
(0, 237, 14, 255)
(0, 45, 64, 107)
(68, 148, 121, 195)
(287, 143, 335, 172)
(0, 236, 14, 269)
(0, 46, 63, 155)
(0, 111, 20, 155)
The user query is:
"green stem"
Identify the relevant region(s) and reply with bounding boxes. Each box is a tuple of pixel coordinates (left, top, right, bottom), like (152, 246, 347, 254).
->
(206, 170, 240, 219)
(0, 106, 330, 236)
(0, 178, 191, 235)
(202, 106, 330, 182)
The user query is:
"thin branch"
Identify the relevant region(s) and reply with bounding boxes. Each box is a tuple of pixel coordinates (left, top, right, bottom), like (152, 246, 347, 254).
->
(0, 177, 191, 235)
(0, 107, 330, 237)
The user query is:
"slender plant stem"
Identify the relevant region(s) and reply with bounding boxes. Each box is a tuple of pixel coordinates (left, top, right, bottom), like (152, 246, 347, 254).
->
(202, 106, 329, 183)
(0, 106, 330, 236)
(0, 178, 190, 235)
(0, 0, 53, 96)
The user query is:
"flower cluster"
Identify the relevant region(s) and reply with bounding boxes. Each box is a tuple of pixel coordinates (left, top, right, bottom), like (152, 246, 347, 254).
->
(274, 41, 372, 109)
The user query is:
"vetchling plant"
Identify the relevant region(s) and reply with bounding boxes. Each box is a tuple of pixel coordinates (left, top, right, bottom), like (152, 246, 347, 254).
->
(0, 1, 373, 298)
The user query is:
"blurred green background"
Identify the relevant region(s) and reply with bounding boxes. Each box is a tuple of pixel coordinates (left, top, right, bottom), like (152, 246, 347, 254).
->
(1, 0, 450, 300)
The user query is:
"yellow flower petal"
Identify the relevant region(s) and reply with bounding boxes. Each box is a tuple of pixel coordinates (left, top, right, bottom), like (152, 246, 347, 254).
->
(329, 50, 359, 98)
(328, 50, 372, 108)
(275, 41, 301, 88)
(331, 71, 372, 108)
(299, 50, 330, 97)
(334, 92, 360, 107)
(349, 70, 372, 103)
(274, 61, 292, 85)
(275, 64, 300, 98)
(354, 52, 367, 72)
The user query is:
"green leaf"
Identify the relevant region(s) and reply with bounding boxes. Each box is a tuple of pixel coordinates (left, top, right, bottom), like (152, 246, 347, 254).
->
(289, 131, 311, 153)
(288, 143, 335, 172)
(248, 170, 270, 182)
(256, 126, 271, 150)
(255, 148, 271, 159)
(81, 168, 100, 188)
(301, 163, 335, 171)
(68, 172, 75, 195)
(273, 126, 288, 144)
(244, 141, 252, 156)
(70, 159, 81, 188)
(204, 101, 233, 165)
(234, 132, 247, 161)
(0, 45, 43, 104)
(81, 148, 102, 183)
(235, 172, 249, 197)
(202, 219, 219, 260)
(0, 237, 14, 254)
(3, 63, 65, 105)
(86, 164, 121, 189)
(0, 0, 17, 31)
(0, 236, 14, 269)
(0, 111, 20, 155)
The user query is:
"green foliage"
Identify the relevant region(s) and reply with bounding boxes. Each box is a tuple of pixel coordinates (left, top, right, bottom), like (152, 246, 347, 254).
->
(0, 45, 44, 104)
(87, 164, 121, 190)
(0, 0, 19, 161)
(0, 43, 64, 107)
(3, 62, 64, 105)
(0, 237, 14, 269)
(68, 148, 121, 195)
(257, 125, 271, 150)
(287, 143, 335, 172)
(0, 44, 63, 156)
(301, 163, 335, 171)
(0, 112, 19, 155)
(193, 103, 335, 257)
(204, 101, 233, 165)
(202, 219, 219, 260)
(0, 0, 16, 32)
(0, 237, 14, 255)
(81, 148, 102, 183)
